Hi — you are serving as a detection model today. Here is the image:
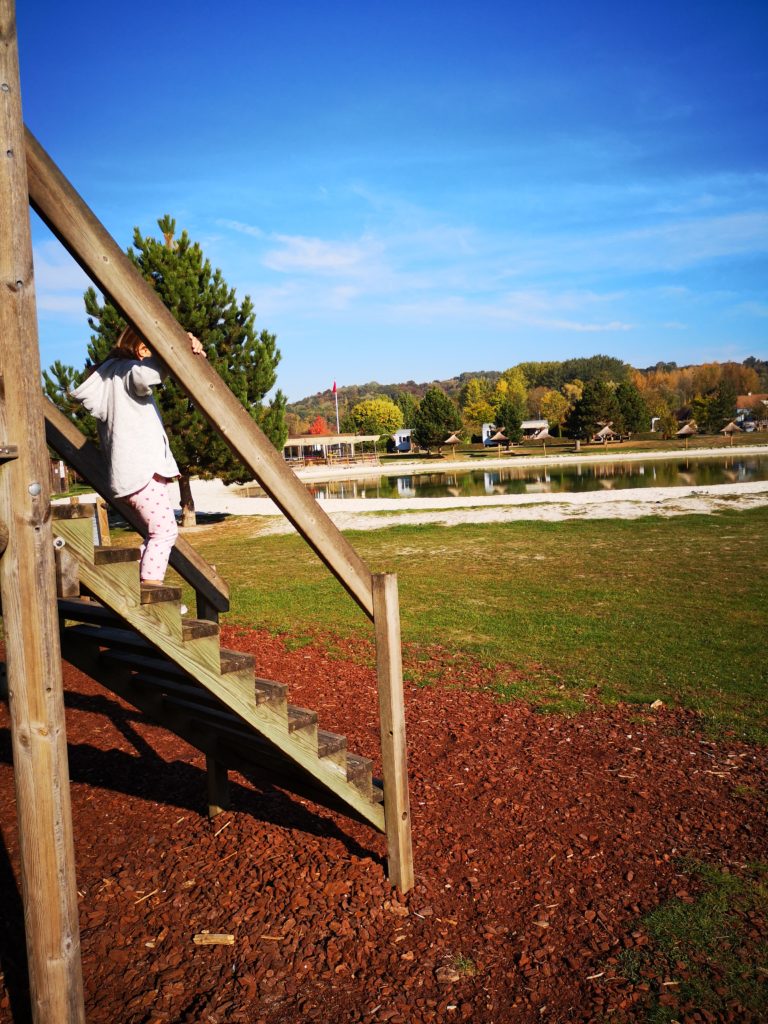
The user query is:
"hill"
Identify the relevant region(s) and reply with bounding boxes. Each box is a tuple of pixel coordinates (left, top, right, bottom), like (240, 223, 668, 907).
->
(286, 370, 501, 425)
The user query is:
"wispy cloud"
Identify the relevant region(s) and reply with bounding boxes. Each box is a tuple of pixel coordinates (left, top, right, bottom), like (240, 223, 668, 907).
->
(33, 240, 90, 320)
(263, 233, 384, 276)
(217, 218, 266, 239)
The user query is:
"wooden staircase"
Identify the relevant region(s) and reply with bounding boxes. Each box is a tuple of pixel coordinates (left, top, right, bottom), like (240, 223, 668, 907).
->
(53, 504, 385, 831)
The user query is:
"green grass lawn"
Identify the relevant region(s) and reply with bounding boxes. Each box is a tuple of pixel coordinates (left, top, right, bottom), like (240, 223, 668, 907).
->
(168, 505, 768, 742)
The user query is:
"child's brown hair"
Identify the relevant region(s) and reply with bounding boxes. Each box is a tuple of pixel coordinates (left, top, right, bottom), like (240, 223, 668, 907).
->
(111, 324, 147, 359)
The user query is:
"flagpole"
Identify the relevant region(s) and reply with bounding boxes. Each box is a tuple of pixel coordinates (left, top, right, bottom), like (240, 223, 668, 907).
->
(333, 381, 340, 432)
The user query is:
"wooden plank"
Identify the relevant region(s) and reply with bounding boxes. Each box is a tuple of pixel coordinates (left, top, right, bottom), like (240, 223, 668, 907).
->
(0, 3, 86, 1020)
(54, 543, 80, 599)
(44, 399, 230, 613)
(95, 500, 110, 545)
(372, 574, 414, 892)
(26, 134, 375, 619)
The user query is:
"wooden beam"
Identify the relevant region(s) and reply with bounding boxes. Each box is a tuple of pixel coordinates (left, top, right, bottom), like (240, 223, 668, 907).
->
(0, 3, 86, 1020)
(43, 398, 230, 613)
(205, 755, 230, 818)
(25, 131, 375, 618)
(372, 574, 414, 892)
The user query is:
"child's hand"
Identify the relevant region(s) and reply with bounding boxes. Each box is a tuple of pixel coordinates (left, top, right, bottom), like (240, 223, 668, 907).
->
(187, 332, 207, 358)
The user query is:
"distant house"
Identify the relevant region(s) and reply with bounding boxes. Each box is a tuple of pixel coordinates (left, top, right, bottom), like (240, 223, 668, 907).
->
(283, 433, 381, 464)
(483, 419, 549, 443)
(736, 393, 768, 429)
(391, 428, 412, 453)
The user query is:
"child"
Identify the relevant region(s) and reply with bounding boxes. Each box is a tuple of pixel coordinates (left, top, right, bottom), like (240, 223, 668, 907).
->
(71, 325, 206, 586)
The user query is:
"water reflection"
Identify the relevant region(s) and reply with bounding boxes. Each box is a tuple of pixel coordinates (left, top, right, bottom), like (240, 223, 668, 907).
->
(237, 455, 768, 501)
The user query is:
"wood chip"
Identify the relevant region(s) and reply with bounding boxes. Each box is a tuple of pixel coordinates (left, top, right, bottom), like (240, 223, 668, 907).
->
(192, 933, 234, 946)
(134, 888, 159, 905)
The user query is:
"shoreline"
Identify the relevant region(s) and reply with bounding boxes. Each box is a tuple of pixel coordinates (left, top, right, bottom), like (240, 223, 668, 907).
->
(292, 443, 768, 481)
(55, 444, 768, 532)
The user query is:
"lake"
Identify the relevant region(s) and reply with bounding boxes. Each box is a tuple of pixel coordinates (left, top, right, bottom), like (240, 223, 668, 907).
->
(238, 453, 768, 501)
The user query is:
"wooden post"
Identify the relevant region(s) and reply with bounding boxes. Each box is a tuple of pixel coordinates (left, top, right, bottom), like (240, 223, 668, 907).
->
(372, 574, 414, 892)
(197, 595, 228, 813)
(95, 499, 110, 546)
(0, 3, 86, 1020)
(205, 754, 230, 818)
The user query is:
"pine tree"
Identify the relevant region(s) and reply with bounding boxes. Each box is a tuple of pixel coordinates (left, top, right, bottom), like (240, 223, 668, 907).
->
(495, 396, 523, 443)
(615, 381, 650, 434)
(393, 390, 420, 427)
(44, 215, 287, 526)
(412, 388, 462, 451)
(566, 380, 621, 440)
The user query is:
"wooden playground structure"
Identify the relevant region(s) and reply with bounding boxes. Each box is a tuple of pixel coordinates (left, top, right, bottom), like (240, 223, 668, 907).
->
(0, 4, 412, 1020)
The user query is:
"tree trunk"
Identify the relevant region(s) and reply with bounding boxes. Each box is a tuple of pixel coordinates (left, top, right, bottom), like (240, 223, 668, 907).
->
(178, 473, 197, 527)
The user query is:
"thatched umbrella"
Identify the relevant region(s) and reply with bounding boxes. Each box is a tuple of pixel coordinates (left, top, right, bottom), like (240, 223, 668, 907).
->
(676, 421, 697, 448)
(592, 424, 618, 443)
(721, 421, 742, 445)
(488, 429, 508, 457)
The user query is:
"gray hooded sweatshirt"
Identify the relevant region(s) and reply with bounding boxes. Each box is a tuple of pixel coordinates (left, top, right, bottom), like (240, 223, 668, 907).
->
(71, 356, 179, 498)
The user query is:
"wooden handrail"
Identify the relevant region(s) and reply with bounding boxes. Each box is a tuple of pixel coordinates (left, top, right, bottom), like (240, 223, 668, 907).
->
(26, 127, 375, 618)
(43, 399, 230, 613)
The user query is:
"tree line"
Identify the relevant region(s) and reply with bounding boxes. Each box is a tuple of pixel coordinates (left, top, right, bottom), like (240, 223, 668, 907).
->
(289, 355, 767, 451)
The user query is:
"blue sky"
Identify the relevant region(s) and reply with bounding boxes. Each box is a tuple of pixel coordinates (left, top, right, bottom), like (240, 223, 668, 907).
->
(17, 0, 768, 401)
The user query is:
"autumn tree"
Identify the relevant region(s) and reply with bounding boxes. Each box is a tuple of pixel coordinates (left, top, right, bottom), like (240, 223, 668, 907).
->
(44, 215, 286, 526)
(308, 416, 331, 435)
(459, 377, 496, 437)
(285, 412, 309, 435)
(539, 389, 570, 437)
(343, 397, 403, 438)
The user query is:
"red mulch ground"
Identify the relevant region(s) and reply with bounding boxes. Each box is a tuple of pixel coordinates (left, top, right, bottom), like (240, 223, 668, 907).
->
(1, 626, 766, 1023)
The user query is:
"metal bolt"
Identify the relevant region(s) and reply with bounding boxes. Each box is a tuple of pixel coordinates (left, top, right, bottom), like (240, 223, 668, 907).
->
(28, 482, 41, 496)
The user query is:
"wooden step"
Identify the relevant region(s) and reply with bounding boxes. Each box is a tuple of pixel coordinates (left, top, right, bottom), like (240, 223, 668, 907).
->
(140, 583, 182, 605)
(182, 618, 220, 641)
(254, 678, 289, 704)
(94, 546, 139, 565)
(219, 648, 254, 675)
(287, 705, 318, 733)
(346, 752, 376, 799)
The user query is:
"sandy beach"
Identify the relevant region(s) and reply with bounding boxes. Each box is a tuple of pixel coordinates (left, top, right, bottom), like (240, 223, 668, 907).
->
(174, 444, 768, 534)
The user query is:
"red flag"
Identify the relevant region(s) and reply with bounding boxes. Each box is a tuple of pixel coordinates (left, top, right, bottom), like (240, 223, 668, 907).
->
(332, 381, 337, 394)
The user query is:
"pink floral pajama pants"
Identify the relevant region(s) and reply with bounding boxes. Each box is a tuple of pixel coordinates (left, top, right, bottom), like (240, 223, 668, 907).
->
(124, 474, 178, 582)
